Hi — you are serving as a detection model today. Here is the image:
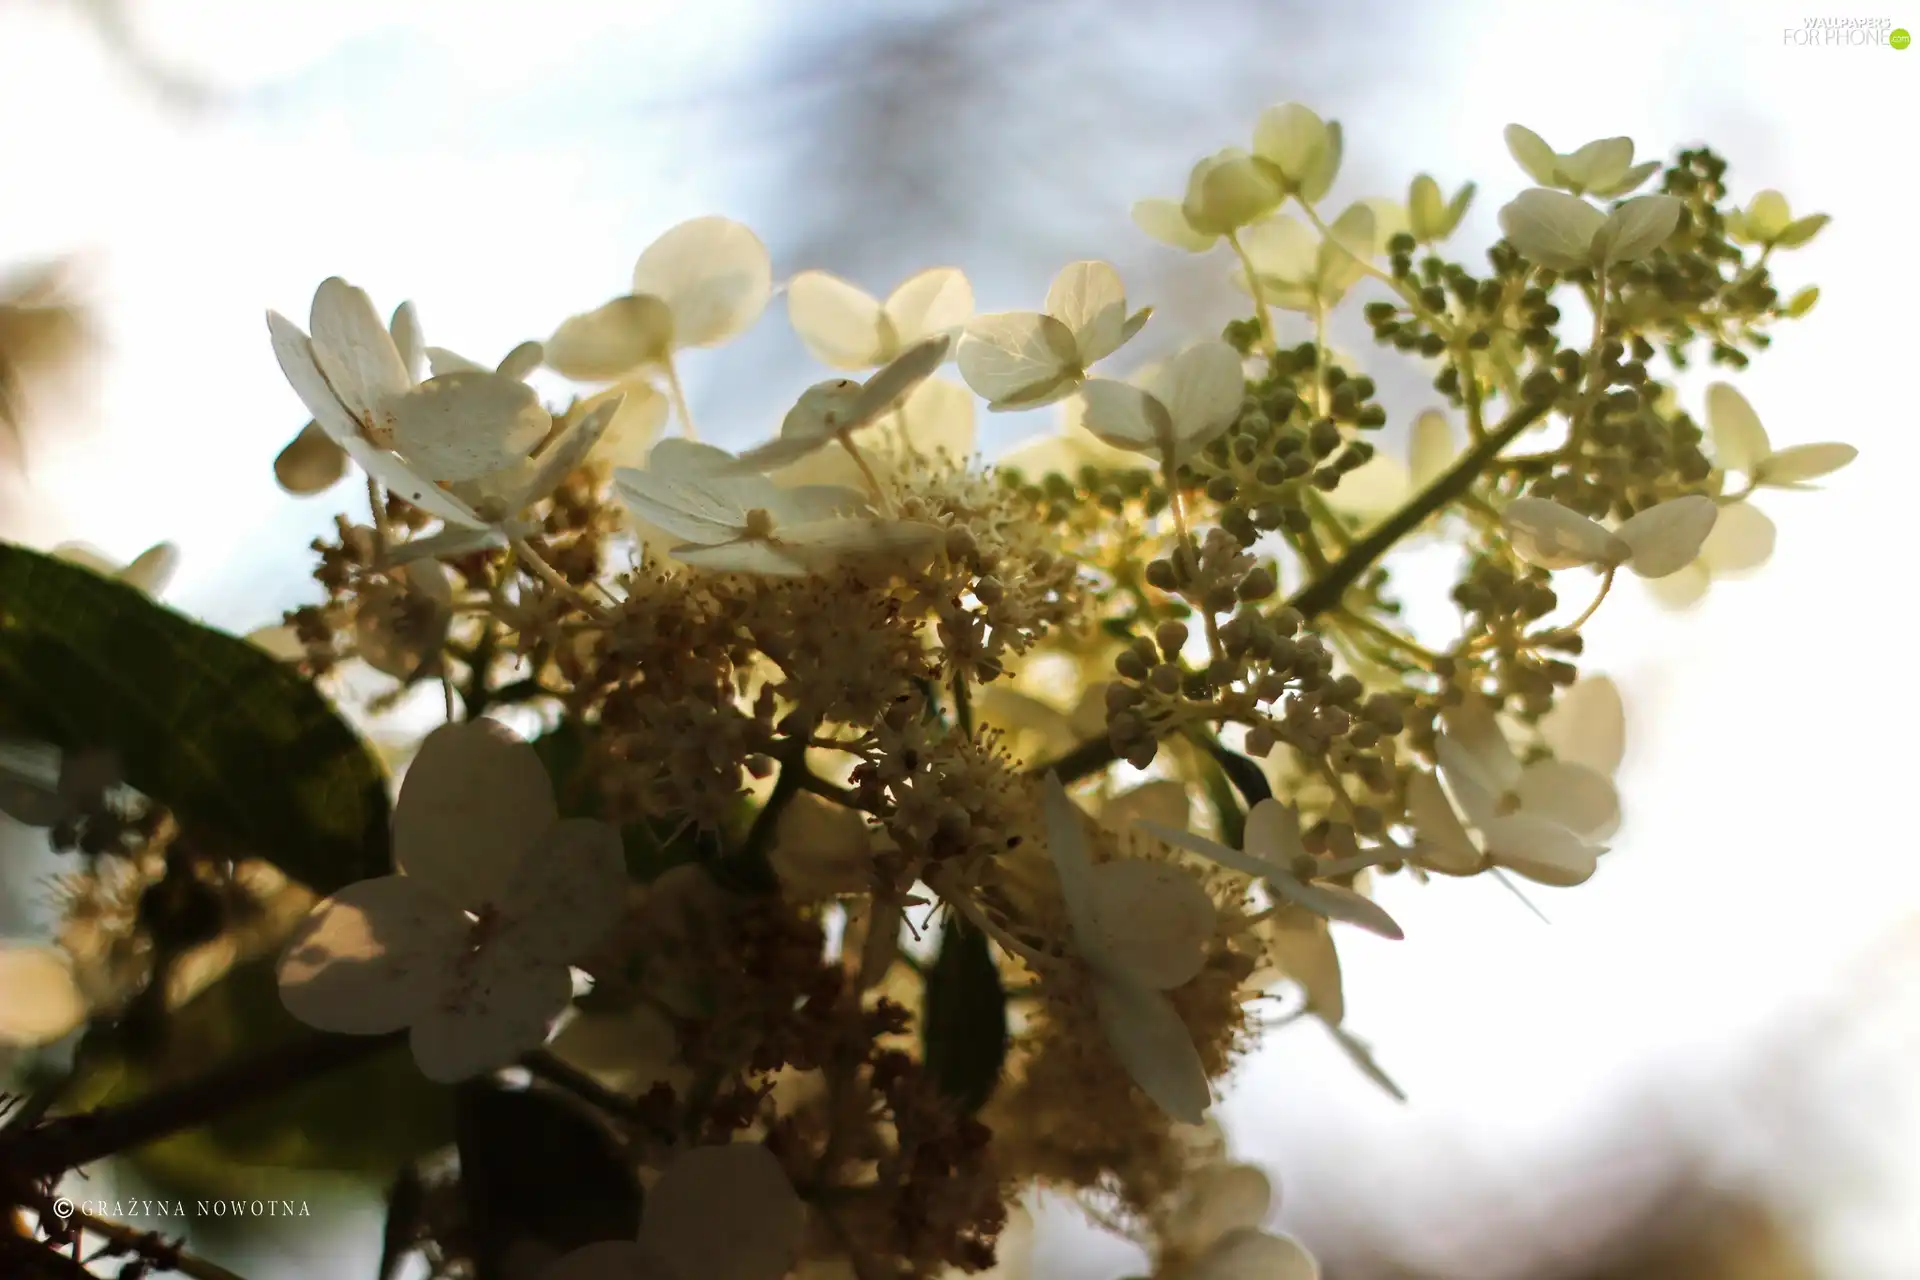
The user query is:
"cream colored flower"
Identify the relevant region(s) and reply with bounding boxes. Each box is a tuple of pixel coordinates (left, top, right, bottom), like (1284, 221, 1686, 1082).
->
(276, 719, 626, 1082)
(1724, 190, 1829, 249)
(273, 298, 422, 497)
(956, 261, 1150, 411)
(1501, 494, 1718, 579)
(1139, 799, 1405, 940)
(1250, 102, 1342, 202)
(1410, 695, 1617, 884)
(728, 335, 951, 472)
(0, 942, 88, 1046)
(1503, 126, 1659, 198)
(1705, 382, 1857, 492)
(614, 440, 942, 576)
(1406, 173, 1476, 244)
(1042, 774, 1213, 1124)
(1153, 1158, 1318, 1280)
(1077, 341, 1244, 466)
(786, 266, 973, 371)
(50, 540, 179, 598)
(1134, 149, 1285, 252)
(1537, 674, 1626, 778)
(1498, 189, 1684, 273)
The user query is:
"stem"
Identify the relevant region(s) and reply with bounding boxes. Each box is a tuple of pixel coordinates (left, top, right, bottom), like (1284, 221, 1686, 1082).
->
(1529, 565, 1615, 642)
(951, 669, 974, 739)
(70, 1211, 248, 1280)
(523, 1049, 675, 1142)
(4, 1031, 405, 1176)
(663, 356, 698, 441)
(366, 475, 392, 557)
(1299, 201, 1456, 342)
(925, 867, 1053, 972)
(511, 537, 608, 619)
(836, 430, 892, 514)
(1224, 230, 1278, 355)
(736, 730, 813, 874)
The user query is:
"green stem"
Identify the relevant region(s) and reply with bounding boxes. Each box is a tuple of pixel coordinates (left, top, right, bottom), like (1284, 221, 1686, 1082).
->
(1225, 230, 1279, 356)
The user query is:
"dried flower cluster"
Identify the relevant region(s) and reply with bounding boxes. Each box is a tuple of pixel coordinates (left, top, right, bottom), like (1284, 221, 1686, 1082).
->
(0, 106, 1853, 1280)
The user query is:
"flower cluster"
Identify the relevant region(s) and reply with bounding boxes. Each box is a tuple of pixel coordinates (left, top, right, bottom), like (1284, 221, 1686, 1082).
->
(0, 104, 1852, 1280)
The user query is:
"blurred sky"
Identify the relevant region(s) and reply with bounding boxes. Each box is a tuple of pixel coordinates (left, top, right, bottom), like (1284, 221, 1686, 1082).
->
(3, 0, 1918, 1276)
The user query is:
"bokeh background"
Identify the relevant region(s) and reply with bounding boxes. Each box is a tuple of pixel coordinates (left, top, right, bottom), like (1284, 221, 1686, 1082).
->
(3, 0, 1917, 1275)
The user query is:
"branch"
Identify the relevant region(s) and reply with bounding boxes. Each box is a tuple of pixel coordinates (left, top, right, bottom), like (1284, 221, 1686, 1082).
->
(1028, 395, 1554, 785)
(3, 1031, 405, 1176)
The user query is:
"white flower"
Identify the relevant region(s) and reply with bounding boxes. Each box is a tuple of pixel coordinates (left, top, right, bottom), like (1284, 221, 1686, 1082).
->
(1498, 189, 1684, 273)
(1138, 799, 1405, 940)
(1153, 1158, 1318, 1280)
(51, 540, 180, 598)
(786, 266, 973, 371)
(1250, 102, 1342, 202)
(1537, 674, 1626, 778)
(771, 375, 976, 490)
(1410, 694, 1617, 885)
(1077, 341, 1244, 466)
(1724, 190, 1829, 249)
(1406, 173, 1476, 245)
(543, 216, 773, 443)
(1133, 149, 1285, 251)
(273, 299, 422, 497)
(1229, 203, 1388, 313)
(1641, 500, 1778, 610)
(1501, 494, 1719, 579)
(0, 942, 88, 1046)
(1705, 382, 1857, 492)
(727, 334, 951, 472)
(0, 736, 120, 828)
(276, 719, 625, 1082)
(613, 440, 942, 576)
(955, 261, 1150, 410)
(1041, 774, 1213, 1125)
(1503, 126, 1660, 198)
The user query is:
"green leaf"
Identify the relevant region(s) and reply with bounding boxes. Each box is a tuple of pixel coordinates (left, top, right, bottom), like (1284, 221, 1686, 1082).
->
(1196, 736, 1272, 809)
(922, 918, 1008, 1116)
(72, 958, 452, 1201)
(1200, 756, 1247, 851)
(454, 1080, 642, 1270)
(0, 543, 389, 894)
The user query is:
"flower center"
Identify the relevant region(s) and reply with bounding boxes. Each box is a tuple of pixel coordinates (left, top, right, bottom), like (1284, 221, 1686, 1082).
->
(743, 508, 778, 539)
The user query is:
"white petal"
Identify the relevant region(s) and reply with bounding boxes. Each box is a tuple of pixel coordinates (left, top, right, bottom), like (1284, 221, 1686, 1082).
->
(1503, 124, 1561, 187)
(640, 1143, 806, 1280)
(1705, 382, 1771, 473)
(1091, 969, 1211, 1125)
(955, 313, 1080, 408)
(1142, 341, 1244, 457)
(587, 378, 671, 469)
(1089, 860, 1217, 990)
(426, 346, 489, 376)
(882, 267, 974, 348)
(497, 818, 628, 963)
(1617, 495, 1718, 579)
(1408, 409, 1456, 489)
(1168, 1163, 1273, 1256)
(1699, 500, 1775, 574)
(377, 372, 551, 482)
(1538, 676, 1625, 775)
(309, 278, 411, 420)
(848, 334, 950, 427)
(496, 340, 545, 381)
(1502, 497, 1627, 569)
(1558, 137, 1634, 192)
(1441, 695, 1524, 794)
(1481, 815, 1598, 886)
(1136, 819, 1265, 880)
(1100, 781, 1190, 834)
(267, 311, 363, 445)
(1403, 770, 1481, 875)
(1046, 260, 1128, 366)
(1194, 1229, 1319, 1280)
(1242, 799, 1307, 866)
(766, 484, 872, 524)
(1274, 877, 1403, 940)
(276, 875, 466, 1035)
(389, 301, 426, 383)
(890, 375, 975, 460)
(275, 421, 349, 495)
(1132, 198, 1218, 252)
(546, 295, 675, 379)
(1754, 442, 1857, 488)
(0, 944, 87, 1045)
(342, 436, 488, 528)
(1041, 774, 1107, 962)
(1251, 102, 1330, 182)
(392, 720, 561, 909)
(1645, 560, 1711, 611)
(1592, 195, 1683, 266)
(119, 542, 180, 597)
(778, 517, 944, 566)
(785, 270, 884, 369)
(614, 469, 749, 545)
(1264, 912, 1344, 1022)
(1516, 759, 1619, 842)
(631, 216, 773, 349)
(505, 394, 625, 511)
(1497, 189, 1606, 273)
(671, 539, 808, 576)
(539, 1242, 679, 1280)
(408, 945, 573, 1082)
(1079, 379, 1173, 457)
(1236, 215, 1318, 281)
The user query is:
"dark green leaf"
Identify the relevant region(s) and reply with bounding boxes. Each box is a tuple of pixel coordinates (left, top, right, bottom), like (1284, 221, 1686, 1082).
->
(1200, 757, 1247, 851)
(922, 918, 1007, 1116)
(69, 958, 452, 1203)
(0, 543, 389, 894)
(455, 1080, 641, 1271)
(1196, 735, 1272, 808)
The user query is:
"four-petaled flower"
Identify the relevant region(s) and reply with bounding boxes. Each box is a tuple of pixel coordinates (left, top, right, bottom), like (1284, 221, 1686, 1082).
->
(276, 719, 626, 1082)
(1076, 340, 1246, 466)
(956, 261, 1150, 411)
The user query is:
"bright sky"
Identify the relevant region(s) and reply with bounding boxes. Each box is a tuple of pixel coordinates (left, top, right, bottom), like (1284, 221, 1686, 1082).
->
(2, 0, 1916, 1276)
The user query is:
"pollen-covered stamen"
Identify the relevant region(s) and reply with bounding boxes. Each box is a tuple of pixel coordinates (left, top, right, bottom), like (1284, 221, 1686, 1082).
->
(742, 507, 778, 540)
